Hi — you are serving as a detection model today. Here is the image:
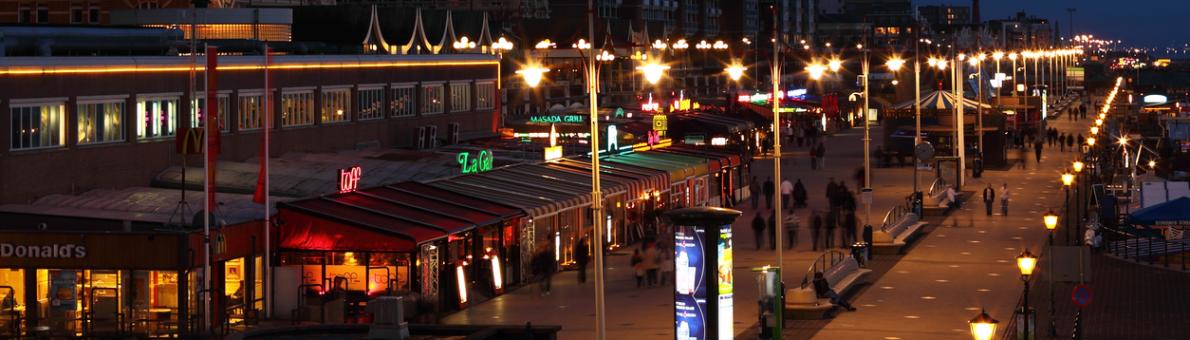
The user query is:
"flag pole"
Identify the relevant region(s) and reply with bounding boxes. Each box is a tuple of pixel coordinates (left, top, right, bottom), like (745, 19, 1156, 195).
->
(263, 45, 273, 319)
(202, 43, 212, 335)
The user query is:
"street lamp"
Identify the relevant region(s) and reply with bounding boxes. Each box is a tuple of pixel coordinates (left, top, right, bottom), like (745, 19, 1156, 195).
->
(1073, 161, 1085, 173)
(725, 63, 747, 82)
(806, 62, 828, 80)
(637, 61, 670, 85)
(516, 63, 550, 88)
(1042, 208, 1059, 336)
(1086, 137, 1096, 147)
(1090, 126, 1099, 135)
(1017, 250, 1038, 340)
(969, 309, 999, 340)
(885, 57, 905, 72)
(827, 58, 843, 73)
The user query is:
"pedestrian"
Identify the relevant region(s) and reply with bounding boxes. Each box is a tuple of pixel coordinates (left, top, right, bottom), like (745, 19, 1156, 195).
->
(643, 243, 659, 287)
(785, 211, 800, 249)
(1034, 140, 1043, 163)
(1076, 134, 1084, 149)
(781, 179, 793, 210)
(1000, 183, 1010, 216)
(817, 143, 827, 169)
(752, 214, 766, 250)
(945, 185, 958, 211)
(533, 244, 554, 295)
(854, 166, 865, 189)
(631, 248, 645, 288)
(1066, 134, 1074, 151)
(862, 224, 873, 260)
(983, 184, 996, 216)
(844, 210, 858, 247)
(1059, 132, 1066, 151)
(812, 271, 857, 311)
(825, 178, 838, 209)
(809, 143, 819, 170)
(811, 211, 823, 251)
(749, 176, 760, 209)
(659, 250, 674, 285)
(763, 177, 775, 210)
(793, 179, 808, 209)
(824, 210, 837, 248)
(574, 236, 590, 283)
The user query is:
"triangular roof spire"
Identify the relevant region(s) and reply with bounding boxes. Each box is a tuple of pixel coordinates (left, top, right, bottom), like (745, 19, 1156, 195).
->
(362, 5, 391, 54)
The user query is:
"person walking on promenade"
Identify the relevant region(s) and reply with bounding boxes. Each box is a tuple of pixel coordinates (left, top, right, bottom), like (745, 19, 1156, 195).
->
(1076, 134, 1084, 149)
(752, 214, 766, 250)
(1059, 132, 1066, 151)
(631, 248, 645, 288)
(824, 209, 838, 248)
(1066, 134, 1074, 151)
(1000, 183, 1011, 216)
(574, 236, 590, 283)
(763, 177, 775, 209)
(643, 243, 659, 287)
(843, 209, 858, 247)
(749, 176, 760, 209)
(1034, 140, 1044, 163)
(793, 179, 808, 209)
(533, 244, 555, 295)
(811, 210, 823, 251)
(817, 143, 827, 169)
(781, 179, 793, 210)
(983, 184, 996, 216)
(785, 211, 800, 249)
(1018, 145, 1029, 169)
(809, 143, 819, 170)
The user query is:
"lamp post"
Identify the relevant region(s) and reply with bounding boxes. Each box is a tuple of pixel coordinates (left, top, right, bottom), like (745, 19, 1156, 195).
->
(1009, 52, 1019, 96)
(1017, 250, 1038, 340)
(583, 1, 607, 336)
(1043, 209, 1059, 336)
(771, 4, 784, 272)
(1073, 160, 1085, 240)
(860, 44, 873, 235)
(969, 309, 999, 340)
(970, 53, 985, 155)
(1062, 172, 1075, 245)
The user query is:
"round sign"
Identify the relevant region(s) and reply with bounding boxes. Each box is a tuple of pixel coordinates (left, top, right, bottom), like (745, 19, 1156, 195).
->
(914, 142, 935, 162)
(1071, 284, 1093, 308)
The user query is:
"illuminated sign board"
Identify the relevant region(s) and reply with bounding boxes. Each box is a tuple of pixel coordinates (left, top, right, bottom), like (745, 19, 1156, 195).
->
(717, 224, 733, 339)
(606, 125, 619, 153)
(674, 224, 706, 340)
(337, 165, 362, 193)
(529, 115, 584, 124)
(653, 114, 668, 131)
(543, 145, 564, 161)
(1143, 94, 1168, 105)
(458, 150, 494, 174)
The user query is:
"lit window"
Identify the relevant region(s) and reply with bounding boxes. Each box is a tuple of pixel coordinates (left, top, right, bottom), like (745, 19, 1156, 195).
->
(321, 88, 351, 124)
(422, 84, 444, 115)
(237, 91, 265, 130)
(475, 81, 495, 110)
(450, 82, 471, 112)
(9, 101, 66, 150)
(391, 85, 416, 117)
(137, 95, 179, 140)
(281, 90, 314, 127)
(191, 92, 230, 132)
(358, 87, 385, 120)
(77, 98, 125, 144)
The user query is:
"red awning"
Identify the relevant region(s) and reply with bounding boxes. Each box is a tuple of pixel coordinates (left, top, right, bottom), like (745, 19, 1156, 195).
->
(277, 198, 447, 252)
(360, 186, 504, 226)
(326, 194, 474, 234)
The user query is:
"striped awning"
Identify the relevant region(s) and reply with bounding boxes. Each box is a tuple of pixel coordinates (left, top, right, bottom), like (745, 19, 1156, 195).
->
(561, 158, 670, 197)
(893, 90, 993, 110)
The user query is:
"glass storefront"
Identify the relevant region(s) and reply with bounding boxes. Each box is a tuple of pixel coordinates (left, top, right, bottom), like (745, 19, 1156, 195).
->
(0, 268, 181, 337)
(279, 251, 412, 297)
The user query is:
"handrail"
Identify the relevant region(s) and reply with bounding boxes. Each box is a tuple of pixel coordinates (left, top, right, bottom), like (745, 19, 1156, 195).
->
(927, 177, 947, 197)
(880, 204, 909, 232)
(799, 249, 848, 288)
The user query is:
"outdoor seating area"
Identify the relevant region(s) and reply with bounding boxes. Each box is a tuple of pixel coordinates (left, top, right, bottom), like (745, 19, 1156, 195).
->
(784, 251, 871, 319)
(872, 205, 929, 254)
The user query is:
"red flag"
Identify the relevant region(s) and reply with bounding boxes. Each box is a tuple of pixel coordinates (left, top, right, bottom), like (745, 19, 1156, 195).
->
(253, 49, 272, 204)
(206, 47, 219, 209)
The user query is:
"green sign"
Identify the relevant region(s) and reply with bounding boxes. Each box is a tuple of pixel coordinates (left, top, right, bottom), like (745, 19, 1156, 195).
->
(529, 115, 584, 124)
(458, 149, 494, 174)
(614, 107, 625, 117)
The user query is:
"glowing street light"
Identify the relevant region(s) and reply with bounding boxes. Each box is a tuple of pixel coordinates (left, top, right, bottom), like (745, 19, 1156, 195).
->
(1043, 210, 1059, 231)
(993, 51, 1005, 61)
(652, 39, 668, 50)
(885, 57, 905, 71)
(1118, 135, 1128, 146)
(695, 40, 711, 50)
(535, 39, 556, 49)
(1017, 250, 1038, 278)
(516, 64, 550, 88)
(1087, 137, 1096, 146)
(1062, 172, 1075, 187)
(725, 63, 747, 81)
(712, 40, 729, 50)
(806, 62, 828, 80)
(1073, 161, 1085, 173)
(572, 39, 591, 50)
(672, 39, 689, 50)
(595, 50, 616, 62)
(491, 37, 514, 52)
(1090, 126, 1099, 135)
(969, 309, 999, 340)
(637, 62, 670, 84)
(452, 36, 477, 50)
(828, 58, 843, 72)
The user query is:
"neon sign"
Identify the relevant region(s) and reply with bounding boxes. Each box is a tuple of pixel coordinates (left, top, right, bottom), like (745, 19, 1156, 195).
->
(458, 149, 494, 174)
(653, 114, 668, 131)
(544, 145, 563, 161)
(529, 115, 584, 124)
(337, 165, 362, 193)
(606, 125, 619, 153)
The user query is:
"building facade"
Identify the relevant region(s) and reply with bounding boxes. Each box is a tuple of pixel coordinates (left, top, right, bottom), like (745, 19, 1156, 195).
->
(0, 54, 500, 204)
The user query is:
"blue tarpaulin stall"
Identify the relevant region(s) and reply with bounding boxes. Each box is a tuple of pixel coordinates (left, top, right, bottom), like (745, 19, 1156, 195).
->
(1127, 197, 1190, 226)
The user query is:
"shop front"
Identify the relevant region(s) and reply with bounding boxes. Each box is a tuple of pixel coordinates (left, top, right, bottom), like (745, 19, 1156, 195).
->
(0, 231, 189, 338)
(660, 146, 744, 208)
(544, 158, 670, 249)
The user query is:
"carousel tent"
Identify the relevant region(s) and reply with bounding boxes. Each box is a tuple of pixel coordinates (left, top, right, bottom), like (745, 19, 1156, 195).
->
(893, 90, 993, 110)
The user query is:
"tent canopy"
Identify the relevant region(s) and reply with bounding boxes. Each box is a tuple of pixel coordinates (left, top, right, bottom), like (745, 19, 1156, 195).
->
(894, 90, 993, 110)
(1128, 196, 1190, 226)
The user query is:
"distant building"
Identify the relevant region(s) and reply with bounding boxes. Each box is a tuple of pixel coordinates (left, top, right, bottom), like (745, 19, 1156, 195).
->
(988, 11, 1053, 50)
(816, 0, 913, 48)
(918, 5, 970, 32)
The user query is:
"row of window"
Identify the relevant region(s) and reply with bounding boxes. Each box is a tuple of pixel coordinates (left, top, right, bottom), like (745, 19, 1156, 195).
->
(7, 81, 496, 151)
(17, 4, 101, 24)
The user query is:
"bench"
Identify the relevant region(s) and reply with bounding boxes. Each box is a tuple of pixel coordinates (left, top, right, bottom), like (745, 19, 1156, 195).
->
(784, 255, 871, 319)
(871, 212, 929, 254)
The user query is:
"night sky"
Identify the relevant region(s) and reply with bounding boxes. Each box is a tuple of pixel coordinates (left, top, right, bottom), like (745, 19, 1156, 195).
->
(930, 0, 1189, 48)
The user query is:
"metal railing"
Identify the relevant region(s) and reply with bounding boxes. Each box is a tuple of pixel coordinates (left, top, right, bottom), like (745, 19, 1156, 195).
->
(798, 250, 849, 288)
(1102, 225, 1190, 271)
(880, 204, 910, 233)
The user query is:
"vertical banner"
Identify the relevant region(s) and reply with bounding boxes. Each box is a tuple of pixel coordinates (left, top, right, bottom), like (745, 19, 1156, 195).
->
(205, 46, 220, 210)
(253, 48, 272, 204)
(716, 224, 733, 339)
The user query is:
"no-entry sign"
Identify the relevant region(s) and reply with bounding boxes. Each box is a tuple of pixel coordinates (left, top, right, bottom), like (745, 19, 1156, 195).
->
(1072, 284, 1093, 308)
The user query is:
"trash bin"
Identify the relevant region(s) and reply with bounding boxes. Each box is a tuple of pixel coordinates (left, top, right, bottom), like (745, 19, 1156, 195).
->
(911, 192, 924, 217)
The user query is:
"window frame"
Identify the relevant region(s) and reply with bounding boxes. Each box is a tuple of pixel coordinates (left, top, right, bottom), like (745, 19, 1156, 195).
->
(319, 86, 352, 124)
(191, 91, 232, 133)
(421, 82, 445, 115)
(76, 95, 128, 146)
(280, 88, 316, 127)
(449, 81, 472, 113)
(475, 80, 496, 110)
(357, 84, 385, 121)
(390, 82, 417, 118)
(237, 89, 267, 131)
(135, 93, 182, 141)
(8, 98, 67, 151)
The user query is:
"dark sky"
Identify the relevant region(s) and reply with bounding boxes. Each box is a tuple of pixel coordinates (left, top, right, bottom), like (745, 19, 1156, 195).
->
(929, 0, 1188, 48)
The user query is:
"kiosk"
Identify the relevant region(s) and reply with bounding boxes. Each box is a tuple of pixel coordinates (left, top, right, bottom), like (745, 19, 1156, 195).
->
(665, 207, 741, 340)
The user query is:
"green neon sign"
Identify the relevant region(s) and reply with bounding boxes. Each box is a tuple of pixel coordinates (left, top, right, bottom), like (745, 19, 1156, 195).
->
(458, 149, 494, 174)
(529, 115, 585, 124)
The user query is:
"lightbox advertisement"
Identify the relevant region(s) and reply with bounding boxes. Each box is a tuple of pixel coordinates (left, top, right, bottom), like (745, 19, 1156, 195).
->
(717, 224, 733, 339)
(674, 224, 706, 340)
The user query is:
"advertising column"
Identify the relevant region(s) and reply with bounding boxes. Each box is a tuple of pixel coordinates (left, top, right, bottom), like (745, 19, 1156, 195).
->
(666, 207, 741, 340)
